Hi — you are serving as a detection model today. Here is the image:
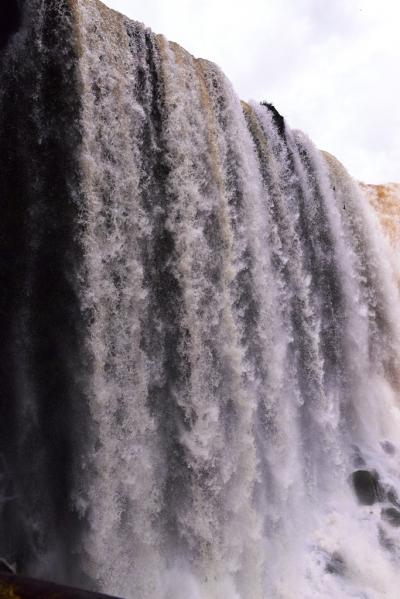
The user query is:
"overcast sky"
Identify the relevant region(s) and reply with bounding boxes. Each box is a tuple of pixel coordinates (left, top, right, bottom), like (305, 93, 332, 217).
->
(103, 0, 399, 184)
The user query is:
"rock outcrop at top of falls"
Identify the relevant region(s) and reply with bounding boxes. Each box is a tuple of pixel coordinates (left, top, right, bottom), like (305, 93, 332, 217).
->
(361, 183, 400, 245)
(1, 2, 400, 599)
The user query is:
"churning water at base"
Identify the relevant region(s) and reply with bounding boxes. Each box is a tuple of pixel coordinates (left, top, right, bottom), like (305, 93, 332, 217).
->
(1, 1, 400, 597)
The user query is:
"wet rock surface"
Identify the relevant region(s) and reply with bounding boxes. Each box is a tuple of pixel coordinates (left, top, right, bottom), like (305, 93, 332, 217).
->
(387, 488, 400, 509)
(260, 102, 286, 136)
(0, 558, 15, 574)
(1, 0, 400, 595)
(0, 1, 22, 49)
(351, 470, 384, 505)
(326, 552, 346, 576)
(381, 507, 400, 528)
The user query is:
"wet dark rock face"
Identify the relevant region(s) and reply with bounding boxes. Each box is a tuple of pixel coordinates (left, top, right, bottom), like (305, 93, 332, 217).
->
(0, 0, 89, 586)
(351, 463, 400, 544)
(1, 0, 400, 596)
(0, 1, 22, 49)
(381, 507, 400, 528)
(0, 558, 15, 574)
(260, 102, 286, 136)
(351, 470, 384, 505)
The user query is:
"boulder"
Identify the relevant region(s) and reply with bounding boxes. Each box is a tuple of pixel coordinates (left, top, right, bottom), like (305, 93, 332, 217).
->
(351, 470, 383, 505)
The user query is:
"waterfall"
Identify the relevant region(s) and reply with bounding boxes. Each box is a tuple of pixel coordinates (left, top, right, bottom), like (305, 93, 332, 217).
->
(1, 1, 400, 597)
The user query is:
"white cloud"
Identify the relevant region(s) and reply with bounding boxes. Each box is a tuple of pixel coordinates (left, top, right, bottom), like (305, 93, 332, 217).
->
(102, 0, 399, 183)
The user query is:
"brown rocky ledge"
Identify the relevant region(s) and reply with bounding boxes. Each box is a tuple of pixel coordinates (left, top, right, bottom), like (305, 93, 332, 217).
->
(361, 182, 400, 244)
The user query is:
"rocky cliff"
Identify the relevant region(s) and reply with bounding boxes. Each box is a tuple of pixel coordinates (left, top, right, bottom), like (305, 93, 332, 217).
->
(1, 2, 400, 599)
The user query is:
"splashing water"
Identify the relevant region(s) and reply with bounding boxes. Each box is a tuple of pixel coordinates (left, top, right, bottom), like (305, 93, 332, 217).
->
(1, 1, 400, 598)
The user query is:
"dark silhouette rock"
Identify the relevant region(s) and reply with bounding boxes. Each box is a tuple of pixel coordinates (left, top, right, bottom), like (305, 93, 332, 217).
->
(260, 102, 285, 136)
(0, 574, 123, 598)
(381, 507, 400, 527)
(0, 1, 22, 50)
(351, 470, 384, 505)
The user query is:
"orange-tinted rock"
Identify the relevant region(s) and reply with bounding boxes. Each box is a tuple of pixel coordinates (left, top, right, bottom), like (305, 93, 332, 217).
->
(360, 183, 400, 245)
(0, 574, 123, 599)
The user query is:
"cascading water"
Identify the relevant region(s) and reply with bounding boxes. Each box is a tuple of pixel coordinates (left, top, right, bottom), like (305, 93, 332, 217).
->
(1, 1, 400, 597)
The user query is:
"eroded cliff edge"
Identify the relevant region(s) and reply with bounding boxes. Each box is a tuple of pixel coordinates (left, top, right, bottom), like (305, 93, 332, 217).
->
(1, 2, 400, 598)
